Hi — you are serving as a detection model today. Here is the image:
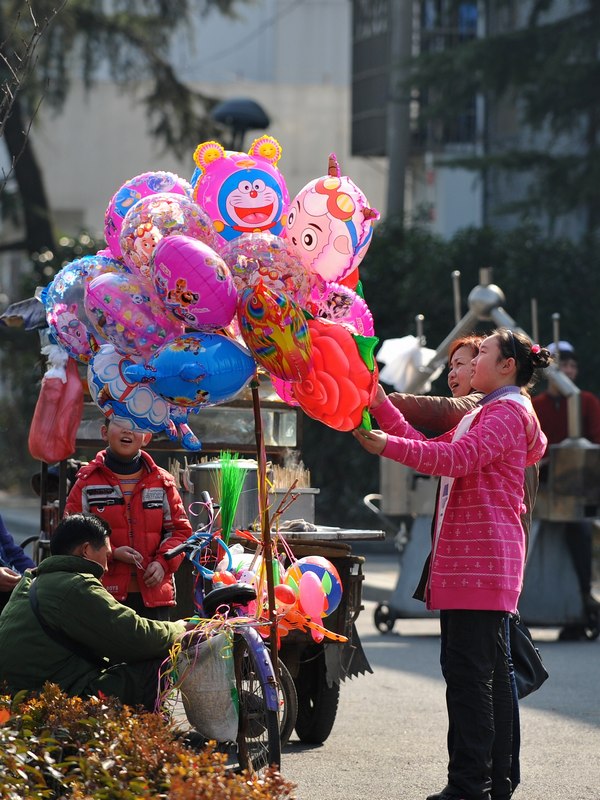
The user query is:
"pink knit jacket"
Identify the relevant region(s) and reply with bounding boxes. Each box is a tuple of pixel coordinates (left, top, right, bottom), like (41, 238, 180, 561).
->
(372, 396, 547, 612)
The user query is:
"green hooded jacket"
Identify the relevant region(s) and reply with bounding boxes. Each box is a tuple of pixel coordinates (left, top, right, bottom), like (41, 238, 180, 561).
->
(0, 555, 185, 697)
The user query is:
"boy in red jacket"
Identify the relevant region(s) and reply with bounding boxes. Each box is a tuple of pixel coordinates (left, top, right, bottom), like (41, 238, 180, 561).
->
(65, 419, 192, 620)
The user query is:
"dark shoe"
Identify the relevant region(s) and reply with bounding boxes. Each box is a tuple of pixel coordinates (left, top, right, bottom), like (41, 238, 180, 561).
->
(558, 624, 587, 641)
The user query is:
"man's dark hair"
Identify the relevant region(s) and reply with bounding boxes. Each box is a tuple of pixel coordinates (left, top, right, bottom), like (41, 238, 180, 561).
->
(50, 513, 110, 556)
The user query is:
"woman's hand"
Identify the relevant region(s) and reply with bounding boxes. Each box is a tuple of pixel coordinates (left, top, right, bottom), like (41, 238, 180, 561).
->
(369, 382, 387, 411)
(352, 427, 388, 455)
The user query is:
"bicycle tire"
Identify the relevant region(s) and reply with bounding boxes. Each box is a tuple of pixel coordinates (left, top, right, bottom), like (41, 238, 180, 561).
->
(278, 659, 298, 746)
(234, 633, 281, 773)
(294, 648, 340, 744)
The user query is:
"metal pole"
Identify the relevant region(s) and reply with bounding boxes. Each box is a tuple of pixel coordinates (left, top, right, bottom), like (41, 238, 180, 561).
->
(452, 270, 462, 325)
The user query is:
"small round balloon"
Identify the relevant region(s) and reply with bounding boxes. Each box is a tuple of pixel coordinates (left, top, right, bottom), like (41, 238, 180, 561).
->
(151, 234, 237, 331)
(220, 232, 313, 305)
(45, 254, 125, 363)
(119, 192, 220, 278)
(104, 171, 192, 259)
(85, 271, 184, 359)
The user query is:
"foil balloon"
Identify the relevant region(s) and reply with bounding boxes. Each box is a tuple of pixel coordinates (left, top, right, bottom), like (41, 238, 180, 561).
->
(151, 234, 237, 330)
(104, 171, 192, 259)
(283, 153, 379, 284)
(191, 136, 289, 242)
(237, 280, 312, 382)
(291, 317, 379, 431)
(284, 556, 343, 618)
(44, 254, 125, 363)
(85, 271, 184, 359)
(307, 279, 375, 336)
(270, 376, 300, 407)
(119, 192, 219, 278)
(122, 332, 256, 408)
(219, 232, 312, 305)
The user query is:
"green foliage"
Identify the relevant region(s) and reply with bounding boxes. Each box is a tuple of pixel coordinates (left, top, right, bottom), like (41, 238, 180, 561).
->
(0, 684, 295, 799)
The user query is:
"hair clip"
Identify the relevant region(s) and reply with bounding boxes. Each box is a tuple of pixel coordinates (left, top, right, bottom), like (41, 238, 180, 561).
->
(531, 344, 541, 354)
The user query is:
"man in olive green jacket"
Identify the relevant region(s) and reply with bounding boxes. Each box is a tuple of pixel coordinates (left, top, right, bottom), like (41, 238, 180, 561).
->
(0, 513, 187, 710)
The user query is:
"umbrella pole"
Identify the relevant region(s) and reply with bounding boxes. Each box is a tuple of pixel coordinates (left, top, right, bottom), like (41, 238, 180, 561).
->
(251, 378, 279, 675)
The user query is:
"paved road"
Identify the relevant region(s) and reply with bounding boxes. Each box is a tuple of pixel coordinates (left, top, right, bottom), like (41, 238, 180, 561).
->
(282, 551, 600, 800)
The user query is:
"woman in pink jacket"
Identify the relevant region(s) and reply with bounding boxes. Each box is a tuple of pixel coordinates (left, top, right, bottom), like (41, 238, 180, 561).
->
(354, 328, 550, 800)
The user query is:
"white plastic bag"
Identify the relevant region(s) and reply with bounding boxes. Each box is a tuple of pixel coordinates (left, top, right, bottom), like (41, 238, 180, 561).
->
(178, 631, 238, 742)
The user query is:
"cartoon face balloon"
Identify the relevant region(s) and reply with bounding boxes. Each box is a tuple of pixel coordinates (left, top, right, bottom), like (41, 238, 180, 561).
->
(119, 192, 219, 278)
(151, 234, 237, 331)
(284, 153, 379, 284)
(191, 136, 289, 242)
(104, 171, 192, 259)
(44, 254, 125, 363)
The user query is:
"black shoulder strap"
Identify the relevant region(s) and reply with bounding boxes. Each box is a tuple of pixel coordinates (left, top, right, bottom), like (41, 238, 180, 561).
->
(28, 579, 105, 668)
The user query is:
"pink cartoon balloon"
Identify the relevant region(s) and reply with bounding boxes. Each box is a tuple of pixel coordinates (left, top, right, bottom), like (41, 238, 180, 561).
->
(85, 271, 184, 359)
(307, 279, 375, 336)
(283, 153, 379, 284)
(151, 234, 237, 331)
(191, 136, 289, 242)
(119, 192, 220, 279)
(104, 171, 192, 259)
(219, 232, 313, 306)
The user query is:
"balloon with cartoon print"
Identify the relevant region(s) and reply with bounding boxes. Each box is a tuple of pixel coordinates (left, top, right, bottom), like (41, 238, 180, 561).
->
(119, 192, 219, 279)
(151, 234, 237, 331)
(219, 232, 313, 306)
(104, 171, 193, 260)
(191, 136, 289, 242)
(237, 279, 312, 382)
(84, 271, 184, 360)
(283, 153, 379, 284)
(44, 253, 125, 363)
(307, 277, 375, 336)
(122, 332, 256, 408)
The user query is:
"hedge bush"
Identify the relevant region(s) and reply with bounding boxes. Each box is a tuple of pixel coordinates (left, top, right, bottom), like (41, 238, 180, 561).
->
(0, 684, 296, 800)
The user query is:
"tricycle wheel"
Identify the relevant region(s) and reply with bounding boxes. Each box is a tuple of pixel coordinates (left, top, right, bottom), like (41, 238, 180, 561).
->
(374, 602, 395, 633)
(294, 649, 339, 744)
(278, 660, 298, 746)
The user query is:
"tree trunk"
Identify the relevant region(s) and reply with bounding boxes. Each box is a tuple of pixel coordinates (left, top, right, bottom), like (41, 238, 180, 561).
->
(2, 93, 56, 256)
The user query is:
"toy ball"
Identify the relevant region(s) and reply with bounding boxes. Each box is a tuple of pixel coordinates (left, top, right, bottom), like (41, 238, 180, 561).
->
(307, 278, 374, 336)
(119, 192, 220, 278)
(45, 254, 125, 363)
(237, 280, 312, 382)
(284, 556, 343, 618)
(151, 234, 237, 331)
(191, 136, 289, 242)
(85, 271, 184, 359)
(219, 232, 313, 306)
(104, 171, 192, 259)
(291, 317, 379, 432)
(283, 153, 379, 284)
(122, 331, 256, 408)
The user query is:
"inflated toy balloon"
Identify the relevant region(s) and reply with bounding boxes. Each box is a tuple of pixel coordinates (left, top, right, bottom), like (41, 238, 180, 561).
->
(237, 280, 312, 382)
(219, 232, 312, 305)
(270, 376, 300, 407)
(307, 279, 375, 336)
(119, 192, 219, 278)
(291, 317, 379, 431)
(191, 136, 289, 241)
(122, 332, 256, 408)
(104, 171, 192, 259)
(283, 153, 379, 284)
(45, 254, 125, 363)
(85, 271, 184, 359)
(151, 234, 237, 330)
(285, 555, 343, 618)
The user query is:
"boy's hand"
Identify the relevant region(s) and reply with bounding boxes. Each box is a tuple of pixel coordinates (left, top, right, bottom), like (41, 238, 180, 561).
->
(352, 427, 388, 455)
(143, 560, 165, 587)
(113, 545, 143, 566)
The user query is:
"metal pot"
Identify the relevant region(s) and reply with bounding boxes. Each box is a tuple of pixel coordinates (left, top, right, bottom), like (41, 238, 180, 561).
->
(188, 460, 259, 531)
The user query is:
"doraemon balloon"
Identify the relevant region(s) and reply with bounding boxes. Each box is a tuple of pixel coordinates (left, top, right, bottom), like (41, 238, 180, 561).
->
(283, 153, 379, 284)
(191, 136, 289, 242)
(123, 332, 256, 408)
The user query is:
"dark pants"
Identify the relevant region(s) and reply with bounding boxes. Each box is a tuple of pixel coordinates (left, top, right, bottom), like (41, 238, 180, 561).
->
(122, 592, 172, 621)
(440, 610, 514, 800)
(84, 657, 166, 711)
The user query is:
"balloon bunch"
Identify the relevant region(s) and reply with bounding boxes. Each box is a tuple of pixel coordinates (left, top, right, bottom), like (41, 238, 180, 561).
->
(42, 139, 381, 448)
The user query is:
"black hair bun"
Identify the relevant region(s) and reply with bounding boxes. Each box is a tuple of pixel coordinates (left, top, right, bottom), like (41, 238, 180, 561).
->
(531, 346, 552, 369)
